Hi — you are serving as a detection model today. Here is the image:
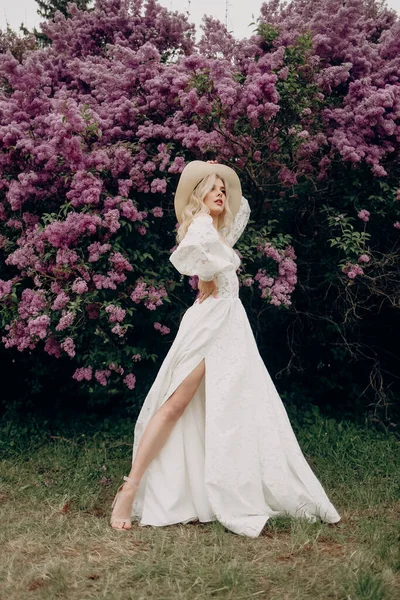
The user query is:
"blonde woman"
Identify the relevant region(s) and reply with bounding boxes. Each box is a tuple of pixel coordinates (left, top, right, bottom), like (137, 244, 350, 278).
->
(110, 160, 340, 537)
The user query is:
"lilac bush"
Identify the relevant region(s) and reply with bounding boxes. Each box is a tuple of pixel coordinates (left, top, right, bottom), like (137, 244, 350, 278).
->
(0, 28, 37, 61)
(0, 0, 399, 416)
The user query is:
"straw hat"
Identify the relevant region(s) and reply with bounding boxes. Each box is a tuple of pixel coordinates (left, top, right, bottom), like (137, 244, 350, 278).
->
(173, 160, 242, 223)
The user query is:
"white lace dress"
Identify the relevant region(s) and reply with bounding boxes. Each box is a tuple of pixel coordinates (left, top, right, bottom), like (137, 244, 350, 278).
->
(130, 197, 340, 537)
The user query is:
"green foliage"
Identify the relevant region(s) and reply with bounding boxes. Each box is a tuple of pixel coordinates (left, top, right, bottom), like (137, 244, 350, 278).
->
(256, 22, 280, 50)
(35, 0, 93, 20)
(324, 209, 371, 268)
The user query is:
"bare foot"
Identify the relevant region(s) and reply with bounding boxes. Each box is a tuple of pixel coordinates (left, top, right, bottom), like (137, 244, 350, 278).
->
(110, 478, 139, 530)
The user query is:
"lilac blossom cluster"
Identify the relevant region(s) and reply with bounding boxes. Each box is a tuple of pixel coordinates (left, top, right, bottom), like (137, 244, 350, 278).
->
(260, 0, 400, 176)
(255, 243, 298, 306)
(342, 253, 372, 280)
(342, 263, 365, 279)
(72, 361, 136, 389)
(154, 322, 170, 335)
(130, 281, 168, 311)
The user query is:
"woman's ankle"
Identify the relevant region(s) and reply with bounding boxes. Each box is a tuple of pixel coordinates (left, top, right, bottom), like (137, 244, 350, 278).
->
(126, 472, 141, 486)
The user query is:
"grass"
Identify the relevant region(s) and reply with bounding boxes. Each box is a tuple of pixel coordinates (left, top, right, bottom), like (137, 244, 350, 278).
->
(0, 413, 399, 600)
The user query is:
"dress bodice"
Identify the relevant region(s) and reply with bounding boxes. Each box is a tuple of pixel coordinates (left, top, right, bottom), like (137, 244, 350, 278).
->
(169, 196, 250, 299)
(212, 243, 241, 298)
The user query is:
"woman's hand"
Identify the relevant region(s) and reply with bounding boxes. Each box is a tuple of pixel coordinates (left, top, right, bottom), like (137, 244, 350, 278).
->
(207, 160, 218, 164)
(197, 278, 218, 303)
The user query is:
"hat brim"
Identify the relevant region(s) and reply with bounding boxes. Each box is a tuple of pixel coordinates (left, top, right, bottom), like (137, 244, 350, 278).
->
(174, 161, 242, 223)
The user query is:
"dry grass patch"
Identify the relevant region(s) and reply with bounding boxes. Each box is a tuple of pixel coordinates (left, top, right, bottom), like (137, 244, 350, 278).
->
(0, 416, 399, 599)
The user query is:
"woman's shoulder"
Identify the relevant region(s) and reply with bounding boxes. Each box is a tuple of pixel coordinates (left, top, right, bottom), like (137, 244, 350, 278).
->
(191, 214, 233, 248)
(191, 213, 213, 224)
(188, 213, 215, 232)
(185, 213, 219, 242)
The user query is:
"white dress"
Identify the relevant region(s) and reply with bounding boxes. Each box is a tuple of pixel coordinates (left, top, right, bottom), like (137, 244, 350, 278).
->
(130, 197, 340, 537)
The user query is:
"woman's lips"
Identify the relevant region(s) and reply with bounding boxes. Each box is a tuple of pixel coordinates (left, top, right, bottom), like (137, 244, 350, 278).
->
(215, 200, 223, 205)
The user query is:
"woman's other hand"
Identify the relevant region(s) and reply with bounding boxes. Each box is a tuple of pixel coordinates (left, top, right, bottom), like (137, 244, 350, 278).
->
(197, 278, 218, 303)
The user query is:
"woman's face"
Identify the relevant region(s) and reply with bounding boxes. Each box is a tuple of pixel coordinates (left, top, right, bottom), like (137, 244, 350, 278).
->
(202, 177, 226, 217)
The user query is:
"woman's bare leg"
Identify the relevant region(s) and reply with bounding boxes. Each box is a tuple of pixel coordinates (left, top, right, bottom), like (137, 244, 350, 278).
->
(111, 359, 206, 529)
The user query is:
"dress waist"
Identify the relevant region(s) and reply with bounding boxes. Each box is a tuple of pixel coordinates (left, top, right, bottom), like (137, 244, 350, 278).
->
(192, 271, 239, 303)
(213, 271, 239, 299)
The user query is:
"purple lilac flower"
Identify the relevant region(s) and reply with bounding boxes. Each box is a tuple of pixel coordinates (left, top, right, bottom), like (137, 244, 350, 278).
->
(358, 209, 370, 223)
(123, 373, 136, 390)
(61, 337, 76, 358)
(73, 366, 93, 381)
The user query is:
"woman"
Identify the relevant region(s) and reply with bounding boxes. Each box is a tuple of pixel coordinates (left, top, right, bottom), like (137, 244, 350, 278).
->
(110, 160, 340, 537)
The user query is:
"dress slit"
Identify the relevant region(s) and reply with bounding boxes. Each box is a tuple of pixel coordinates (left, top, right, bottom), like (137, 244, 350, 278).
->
(159, 354, 207, 410)
(131, 348, 214, 529)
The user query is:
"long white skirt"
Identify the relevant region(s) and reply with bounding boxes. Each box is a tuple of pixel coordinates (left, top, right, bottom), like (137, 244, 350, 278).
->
(130, 296, 340, 537)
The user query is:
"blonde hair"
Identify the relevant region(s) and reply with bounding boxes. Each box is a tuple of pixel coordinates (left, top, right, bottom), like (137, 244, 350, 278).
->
(175, 173, 234, 245)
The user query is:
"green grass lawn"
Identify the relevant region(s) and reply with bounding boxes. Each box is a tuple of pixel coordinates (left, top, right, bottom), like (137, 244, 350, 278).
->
(0, 413, 399, 600)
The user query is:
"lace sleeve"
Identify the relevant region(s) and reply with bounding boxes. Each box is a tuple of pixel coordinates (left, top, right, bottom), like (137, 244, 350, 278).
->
(169, 214, 233, 282)
(224, 196, 251, 247)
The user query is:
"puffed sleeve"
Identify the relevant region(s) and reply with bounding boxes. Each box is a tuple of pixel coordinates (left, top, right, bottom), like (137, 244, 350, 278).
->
(169, 214, 232, 281)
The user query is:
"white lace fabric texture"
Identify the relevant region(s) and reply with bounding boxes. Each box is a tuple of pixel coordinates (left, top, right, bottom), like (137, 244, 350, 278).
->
(169, 213, 235, 283)
(222, 195, 251, 247)
(130, 196, 340, 537)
